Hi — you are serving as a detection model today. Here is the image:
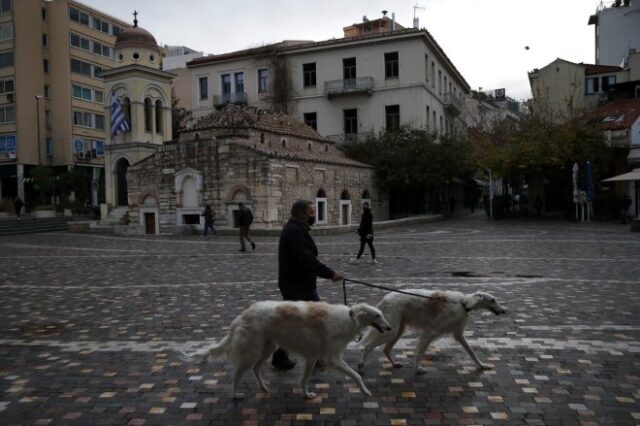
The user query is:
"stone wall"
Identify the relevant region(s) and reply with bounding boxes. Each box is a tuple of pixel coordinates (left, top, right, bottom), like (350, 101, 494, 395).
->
(127, 133, 386, 232)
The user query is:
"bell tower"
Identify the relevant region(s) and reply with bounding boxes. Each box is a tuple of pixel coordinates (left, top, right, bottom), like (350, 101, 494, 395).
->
(101, 12, 174, 210)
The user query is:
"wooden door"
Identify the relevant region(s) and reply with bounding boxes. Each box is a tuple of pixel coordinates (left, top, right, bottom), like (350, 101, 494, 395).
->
(144, 213, 155, 234)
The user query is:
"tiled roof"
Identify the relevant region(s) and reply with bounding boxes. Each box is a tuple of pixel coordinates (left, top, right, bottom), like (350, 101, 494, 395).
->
(189, 105, 324, 141)
(586, 98, 640, 131)
(580, 63, 623, 75)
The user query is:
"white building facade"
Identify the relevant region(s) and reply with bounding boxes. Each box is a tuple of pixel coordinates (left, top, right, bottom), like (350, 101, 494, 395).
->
(176, 18, 470, 142)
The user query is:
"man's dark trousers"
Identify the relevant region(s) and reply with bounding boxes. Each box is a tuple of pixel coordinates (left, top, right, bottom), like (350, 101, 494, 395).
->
(272, 287, 319, 366)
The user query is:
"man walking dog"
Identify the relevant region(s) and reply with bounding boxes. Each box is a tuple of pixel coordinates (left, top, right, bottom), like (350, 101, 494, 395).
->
(272, 199, 343, 370)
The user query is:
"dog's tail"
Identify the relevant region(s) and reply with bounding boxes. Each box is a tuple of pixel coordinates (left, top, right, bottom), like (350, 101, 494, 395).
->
(179, 334, 231, 363)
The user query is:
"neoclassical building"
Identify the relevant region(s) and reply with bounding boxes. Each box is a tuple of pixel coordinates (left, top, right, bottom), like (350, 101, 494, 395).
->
(125, 105, 385, 233)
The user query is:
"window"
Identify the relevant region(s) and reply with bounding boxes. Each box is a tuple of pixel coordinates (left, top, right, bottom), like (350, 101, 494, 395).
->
(112, 26, 121, 37)
(602, 75, 616, 91)
(0, 51, 14, 68)
(438, 70, 442, 93)
(425, 54, 429, 82)
(0, 0, 11, 14)
(426, 106, 430, 129)
(303, 62, 316, 87)
(0, 104, 15, 123)
(45, 110, 52, 129)
(432, 110, 437, 130)
(69, 7, 89, 25)
(234, 72, 244, 93)
(42, 7, 46, 20)
(72, 85, 103, 103)
(303, 112, 317, 131)
(221, 74, 231, 95)
(94, 90, 103, 103)
(73, 110, 103, 129)
(0, 22, 12, 41)
(43, 59, 49, 73)
(431, 61, 435, 87)
(71, 59, 101, 79)
(45, 138, 53, 157)
(0, 78, 13, 94)
(92, 17, 110, 33)
(44, 85, 50, 98)
(42, 34, 48, 47)
(198, 76, 208, 100)
(73, 138, 104, 159)
(385, 52, 399, 78)
(343, 57, 356, 81)
(586, 77, 600, 94)
(155, 100, 162, 133)
(344, 109, 358, 134)
(144, 98, 152, 132)
(385, 105, 400, 131)
(257, 69, 269, 93)
(93, 41, 111, 58)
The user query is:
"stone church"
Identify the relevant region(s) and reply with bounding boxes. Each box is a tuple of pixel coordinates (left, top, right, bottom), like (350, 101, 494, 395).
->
(103, 20, 383, 234)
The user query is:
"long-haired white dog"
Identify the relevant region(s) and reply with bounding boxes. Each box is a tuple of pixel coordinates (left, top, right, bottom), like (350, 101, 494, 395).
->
(358, 290, 506, 373)
(181, 301, 391, 399)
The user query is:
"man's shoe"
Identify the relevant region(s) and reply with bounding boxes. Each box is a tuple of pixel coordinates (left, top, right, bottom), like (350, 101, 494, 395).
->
(371, 258, 378, 264)
(239, 249, 246, 252)
(349, 258, 359, 265)
(314, 359, 326, 371)
(251, 242, 256, 250)
(272, 358, 296, 370)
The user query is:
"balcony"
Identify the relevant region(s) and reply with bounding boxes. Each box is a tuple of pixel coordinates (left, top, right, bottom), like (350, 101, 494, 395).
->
(325, 77, 374, 98)
(213, 92, 248, 108)
(325, 132, 375, 145)
(443, 92, 463, 116)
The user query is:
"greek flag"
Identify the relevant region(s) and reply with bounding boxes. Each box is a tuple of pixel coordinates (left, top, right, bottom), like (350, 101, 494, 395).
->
(110, 93, 129, 136)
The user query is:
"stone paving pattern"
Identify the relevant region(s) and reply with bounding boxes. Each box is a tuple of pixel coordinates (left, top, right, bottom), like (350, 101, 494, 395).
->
(1, 215, 639, 425)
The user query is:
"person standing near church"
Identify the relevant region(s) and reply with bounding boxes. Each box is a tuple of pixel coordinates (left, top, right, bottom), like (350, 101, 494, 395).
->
(202, 204, 218, 237)
(271, 199, 343, 370)
(237, 203, 255, 252)
(350, 201, 377, 264)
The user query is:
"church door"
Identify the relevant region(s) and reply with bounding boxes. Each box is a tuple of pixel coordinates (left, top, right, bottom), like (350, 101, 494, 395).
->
(144, 213, 155, 234)
(116, 158, 129, 206)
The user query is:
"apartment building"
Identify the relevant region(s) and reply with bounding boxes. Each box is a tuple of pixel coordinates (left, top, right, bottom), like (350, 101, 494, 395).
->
(0, 0, 129, 207)
(588, 0, 640, 66)
(178, 15, 470, 143)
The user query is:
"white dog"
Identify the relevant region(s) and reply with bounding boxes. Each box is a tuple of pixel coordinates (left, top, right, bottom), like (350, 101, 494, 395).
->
(181, 301, 391, 399)
(358, 290, 506, 373)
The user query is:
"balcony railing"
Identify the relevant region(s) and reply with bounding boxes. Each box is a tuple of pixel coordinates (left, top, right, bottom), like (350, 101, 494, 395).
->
(214, 92, 248, 108)
(443, 92, 463, 116)
(325, 132, 375, 145)
(324, 77, 374, 98)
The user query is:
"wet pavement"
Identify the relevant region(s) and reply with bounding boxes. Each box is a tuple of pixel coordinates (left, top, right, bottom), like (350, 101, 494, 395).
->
(1, 214, 639, 425)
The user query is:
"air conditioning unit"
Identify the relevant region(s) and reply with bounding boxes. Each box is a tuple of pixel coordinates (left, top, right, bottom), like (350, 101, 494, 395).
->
(8, 152, 16, 159)
(598, 95, 608, 105)
(494, 88, 506, 99)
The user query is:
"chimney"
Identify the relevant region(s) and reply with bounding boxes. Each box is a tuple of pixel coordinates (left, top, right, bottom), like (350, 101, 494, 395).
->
(413, 17, 419, 29)
(392, 12, 396, 31)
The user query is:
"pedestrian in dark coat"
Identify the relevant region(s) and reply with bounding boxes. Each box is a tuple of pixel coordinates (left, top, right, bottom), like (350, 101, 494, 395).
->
(202, 204, 218, 237)
(13, 197, 23, 218)
(350, 202, 376, 264)
(237, 203, 255, 251)
(271, 199, 343, 370)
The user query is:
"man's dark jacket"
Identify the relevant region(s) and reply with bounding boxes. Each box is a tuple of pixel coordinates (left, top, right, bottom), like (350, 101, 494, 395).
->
(358, 209, 373, 238)
(278, 218, 334, 295)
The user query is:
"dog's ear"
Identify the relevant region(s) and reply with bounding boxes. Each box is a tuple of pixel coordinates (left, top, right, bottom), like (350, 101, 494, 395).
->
(461, 293, 482, 312)
(349, 309, 354, 319)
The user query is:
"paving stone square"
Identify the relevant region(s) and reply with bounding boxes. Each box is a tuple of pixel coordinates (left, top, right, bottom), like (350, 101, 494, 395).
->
(1, 216, 639, 425)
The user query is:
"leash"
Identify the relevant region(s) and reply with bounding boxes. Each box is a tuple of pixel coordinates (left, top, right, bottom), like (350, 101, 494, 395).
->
(341, 277, 436, 306)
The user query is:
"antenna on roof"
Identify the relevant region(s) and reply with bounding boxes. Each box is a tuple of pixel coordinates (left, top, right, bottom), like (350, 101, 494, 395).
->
(381, 10, 388, 18)
(413, 4, 425, 28)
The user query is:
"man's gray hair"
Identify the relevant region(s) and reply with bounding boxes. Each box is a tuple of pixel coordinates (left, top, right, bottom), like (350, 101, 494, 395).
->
(291, 199, 313, 218)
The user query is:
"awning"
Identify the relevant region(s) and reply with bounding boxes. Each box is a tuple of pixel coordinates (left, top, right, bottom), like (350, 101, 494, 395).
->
(601, 169, 640, 182)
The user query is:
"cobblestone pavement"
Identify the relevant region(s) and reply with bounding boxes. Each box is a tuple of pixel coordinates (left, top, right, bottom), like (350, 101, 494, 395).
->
(1, 215, 639, 425)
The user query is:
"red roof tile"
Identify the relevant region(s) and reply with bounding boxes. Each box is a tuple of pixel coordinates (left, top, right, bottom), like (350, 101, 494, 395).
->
(586, 98, 640, 130)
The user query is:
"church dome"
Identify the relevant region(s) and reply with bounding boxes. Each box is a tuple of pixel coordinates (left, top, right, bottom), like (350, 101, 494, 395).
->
(115, 26, 159, 52)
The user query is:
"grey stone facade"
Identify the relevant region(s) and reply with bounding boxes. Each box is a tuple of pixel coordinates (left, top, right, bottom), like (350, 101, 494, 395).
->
(126, 107, 385, 233)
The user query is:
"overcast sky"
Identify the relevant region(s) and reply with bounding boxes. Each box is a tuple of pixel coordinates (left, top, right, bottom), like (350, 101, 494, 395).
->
(80, 0, 604, 100)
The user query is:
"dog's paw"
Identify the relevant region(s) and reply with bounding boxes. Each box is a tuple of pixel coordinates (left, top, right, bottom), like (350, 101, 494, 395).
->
(304, 392, 317, 399)
(362, 387, 373, 396)
(260, 384, 271, 393)
(357, 362, 364, 370)
(233, 392, 245, 400)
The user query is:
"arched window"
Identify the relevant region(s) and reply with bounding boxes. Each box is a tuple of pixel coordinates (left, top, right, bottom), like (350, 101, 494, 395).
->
(281, 138, 287, 148)
(194, 132, 200, 141)
(362, 190, 370, 199)
(317, 189, 326, 198)
(341, 190, 350, 200)
(324, 144, 329, 152)
(123, 97, 131, 132)
(144, 98, 152, 132)
(307, 142, 312, 151)
(155, 100, 163, 133)
(181, 176, 198, 207)
(316, 189, 327, 225)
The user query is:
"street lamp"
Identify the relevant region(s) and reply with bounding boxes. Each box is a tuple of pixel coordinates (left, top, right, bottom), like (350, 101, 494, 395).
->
(35, 95, 43, 165)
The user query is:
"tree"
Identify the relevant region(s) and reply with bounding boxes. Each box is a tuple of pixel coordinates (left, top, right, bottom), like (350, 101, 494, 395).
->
(171, 89, 193, 140)
(29, 165, 55, 206)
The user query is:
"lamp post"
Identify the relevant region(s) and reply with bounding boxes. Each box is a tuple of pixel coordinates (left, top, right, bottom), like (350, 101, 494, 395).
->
(35, 95, 43, 165)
